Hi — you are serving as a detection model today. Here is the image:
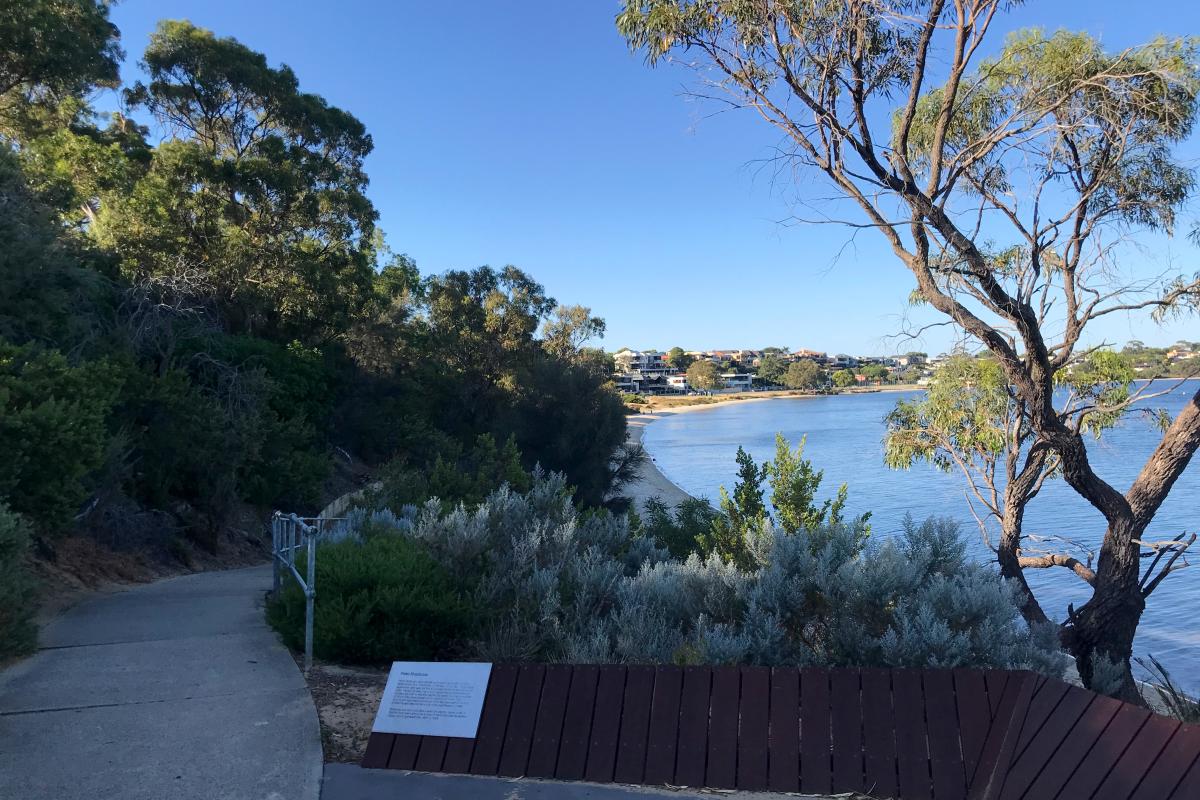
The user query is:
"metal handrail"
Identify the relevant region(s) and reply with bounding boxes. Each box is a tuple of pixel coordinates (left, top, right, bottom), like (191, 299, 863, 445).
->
(271, 512, 338, 673)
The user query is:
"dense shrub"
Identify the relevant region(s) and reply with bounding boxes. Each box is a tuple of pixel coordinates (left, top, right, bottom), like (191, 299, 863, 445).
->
(331, 473, 1068, 675)
(266, 530, 473, 665)
(0, 340, 121, 530)
(631, 497, 719, 559)
(0, 502, 38, 658)
(372, 432, 531, 510)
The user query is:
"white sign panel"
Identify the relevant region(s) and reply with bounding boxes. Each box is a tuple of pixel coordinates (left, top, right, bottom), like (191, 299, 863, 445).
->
(371, 661, 493, 738)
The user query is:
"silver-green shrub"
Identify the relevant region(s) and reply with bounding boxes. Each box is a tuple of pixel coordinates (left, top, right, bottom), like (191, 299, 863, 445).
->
(338, 472, 1067, 676)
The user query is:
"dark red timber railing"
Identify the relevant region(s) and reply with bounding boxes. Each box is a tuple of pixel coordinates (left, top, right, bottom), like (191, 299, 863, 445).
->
(361, 664, 1200, 799)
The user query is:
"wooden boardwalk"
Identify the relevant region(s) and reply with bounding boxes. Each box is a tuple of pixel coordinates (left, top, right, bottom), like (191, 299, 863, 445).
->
(362, 664, 1200, 799)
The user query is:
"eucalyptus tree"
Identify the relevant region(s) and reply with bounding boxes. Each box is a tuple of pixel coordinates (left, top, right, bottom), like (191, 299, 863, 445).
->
(619, 1, 1200, 699)
(95, 20, 378, 342)
(686, 358, 722, 390)
(0, 0, 120, 130)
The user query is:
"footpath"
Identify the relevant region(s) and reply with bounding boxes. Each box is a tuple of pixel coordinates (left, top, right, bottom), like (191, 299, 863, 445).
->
(0, 565, 322, 800)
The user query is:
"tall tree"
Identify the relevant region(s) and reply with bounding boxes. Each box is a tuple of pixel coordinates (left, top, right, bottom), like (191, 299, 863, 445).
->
(96, 21, 378, 341)
(0, 0, 121, 130)
(784, 359, 821, 389)
(686, 358, 721, 390)
(619, 2, 1200, 700)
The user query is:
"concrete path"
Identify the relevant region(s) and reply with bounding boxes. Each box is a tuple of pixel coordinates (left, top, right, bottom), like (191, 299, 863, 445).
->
(0, 565, 322, 800)
(321, 764, 816, 799)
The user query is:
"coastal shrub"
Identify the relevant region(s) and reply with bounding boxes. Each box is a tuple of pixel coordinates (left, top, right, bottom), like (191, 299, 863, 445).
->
(330, 473, 1068, 676)
(632, 497, 718, 559)
(0, 502, 38, 658)
(372, 432, 531, 511)
(266, 532, 474, 665)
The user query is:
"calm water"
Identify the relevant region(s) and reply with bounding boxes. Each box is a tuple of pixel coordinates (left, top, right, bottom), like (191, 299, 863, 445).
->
(642, 381, 1200, 688)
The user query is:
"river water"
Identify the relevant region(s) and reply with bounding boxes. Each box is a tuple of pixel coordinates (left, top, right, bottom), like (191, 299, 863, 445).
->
(641, 380, 1200, 688)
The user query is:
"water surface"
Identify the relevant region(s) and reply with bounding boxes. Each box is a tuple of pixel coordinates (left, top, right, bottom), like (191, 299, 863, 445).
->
(642, 381, 1200, 687)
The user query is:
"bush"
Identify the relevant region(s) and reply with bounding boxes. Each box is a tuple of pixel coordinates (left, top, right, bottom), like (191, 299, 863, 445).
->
(0, 503, 38, 658)
(0, 340, 121, 531)
(330, 473, 1068, 675)
(266, 531, 474, 665)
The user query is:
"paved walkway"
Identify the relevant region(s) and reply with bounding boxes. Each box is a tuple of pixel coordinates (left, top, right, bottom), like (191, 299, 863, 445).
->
(0, 565, 322, 800)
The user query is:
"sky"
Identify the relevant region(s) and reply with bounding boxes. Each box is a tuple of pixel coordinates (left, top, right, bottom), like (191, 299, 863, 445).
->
(100, 1, 1200, 355)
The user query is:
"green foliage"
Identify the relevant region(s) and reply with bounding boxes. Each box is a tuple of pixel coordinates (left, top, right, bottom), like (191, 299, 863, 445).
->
(686, 358, 721, 390)
(766, 434, 853, 534)
(375, 433, 531, 510)
(665, 345, 693, 370)
(632, 497, 719, 559)
(97, 20, 377, 341)
(0, 502, 37, 658)
(699, 446, 767, 568)
(831, 369, 856, 388)
(885, 356, 1012, 473)
(783, 359, 821, 389)
(700, 436, 867, 568)
(0, 145, 112, 347)
(1057, 350, 1137, 436)
(0, 340, 120, 529)
(756, 351, 787, 384)
(0, 11, 631, 562)
(266, 533, 473, 665)
(0, 0, 121, 130)
(329, 474, 1067, 675)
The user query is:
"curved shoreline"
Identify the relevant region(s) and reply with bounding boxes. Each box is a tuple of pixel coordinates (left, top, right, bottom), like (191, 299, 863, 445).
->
(622, 394, 811, 510)
(622, 388, 925, 510)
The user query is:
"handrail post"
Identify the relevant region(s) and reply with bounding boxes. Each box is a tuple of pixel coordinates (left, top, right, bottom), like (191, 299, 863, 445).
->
(271, 513, 281, 595)
(304, 527, 316, 675)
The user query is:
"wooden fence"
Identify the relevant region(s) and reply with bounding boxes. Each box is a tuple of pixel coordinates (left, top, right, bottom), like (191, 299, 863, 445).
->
(361, 664, 1200, 799)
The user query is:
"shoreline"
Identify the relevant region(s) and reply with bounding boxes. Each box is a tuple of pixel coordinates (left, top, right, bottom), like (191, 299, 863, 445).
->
(621, 387, 927, 511)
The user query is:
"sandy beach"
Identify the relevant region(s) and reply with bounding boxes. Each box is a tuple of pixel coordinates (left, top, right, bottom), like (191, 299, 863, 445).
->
(621, 394, 803, 510)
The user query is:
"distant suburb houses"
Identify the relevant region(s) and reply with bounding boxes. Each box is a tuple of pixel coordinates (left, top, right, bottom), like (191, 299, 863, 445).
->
(611, 347, 933, 395)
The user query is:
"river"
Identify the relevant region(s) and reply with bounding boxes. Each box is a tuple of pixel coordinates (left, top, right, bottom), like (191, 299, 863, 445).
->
(641, 380, 1200, 689)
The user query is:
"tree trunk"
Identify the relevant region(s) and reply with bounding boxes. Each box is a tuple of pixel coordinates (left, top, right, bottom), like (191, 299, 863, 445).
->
(997, 483, 1050, 627)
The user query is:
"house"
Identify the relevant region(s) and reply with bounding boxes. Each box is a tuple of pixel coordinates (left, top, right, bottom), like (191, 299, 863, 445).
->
(613, 348, 675, 376)
(666, 375, 688, 392)
(721, 373, 753, 391)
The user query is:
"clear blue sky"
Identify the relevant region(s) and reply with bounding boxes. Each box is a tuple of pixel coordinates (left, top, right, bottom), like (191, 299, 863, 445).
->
(103, 1, 1200, 355)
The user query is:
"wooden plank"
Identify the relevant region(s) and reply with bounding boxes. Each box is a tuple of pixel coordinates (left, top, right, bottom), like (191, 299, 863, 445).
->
(1014, 676, 1071, 758)
(415, 736, 448, 772)
(525, 664, 573, 779)
(861, 668, 897, 800)
(674, 666, 712, 788)
(469, 663, 520, 775)
(830, 669, 865, 794)
(642, 666, 683, 786)
(613, 665, 656, 784)
(892, 669, 932, 800)
(1054, 703, 1152, 798)
(1092, 714, 1180, 800)
(498, 664, 546, 777)
(555, 665, 599, 781)
(441, 737, 475, 774)
(952, 669, 991, 786)
(767, 667, 801, 792)
(706, 666, 740, 789)
(983, 671, 1009, 718)
(968, 672, 1036, 800)
(924, 670, 967, 800)
(1015, 693, 1123, 800)
(1131, 724, 1200, 800)
(1169, 747, 1200, 799)
(800, 667, 832, 795)
(997, 685, 1095, 800)
(737, 666, 770, 791)
(583, 665, 627, 783)
(361, 733, 395, 769)
(387, 735, 422, 770)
